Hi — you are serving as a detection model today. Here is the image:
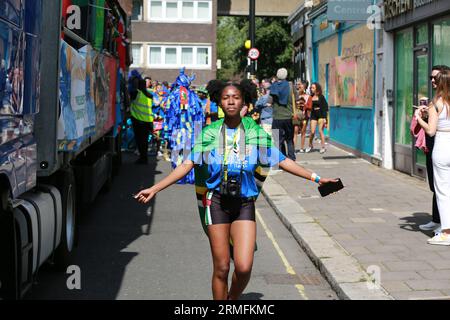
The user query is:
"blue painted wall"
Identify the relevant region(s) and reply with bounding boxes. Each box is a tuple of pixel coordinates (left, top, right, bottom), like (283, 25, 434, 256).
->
(329, 107, 374, 156)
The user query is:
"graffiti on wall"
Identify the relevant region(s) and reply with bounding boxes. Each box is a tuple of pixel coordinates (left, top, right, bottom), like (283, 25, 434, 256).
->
(329, 51, 374, 107)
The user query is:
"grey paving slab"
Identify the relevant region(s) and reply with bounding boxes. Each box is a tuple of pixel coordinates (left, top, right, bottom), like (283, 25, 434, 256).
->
(262, 142, 450, 300)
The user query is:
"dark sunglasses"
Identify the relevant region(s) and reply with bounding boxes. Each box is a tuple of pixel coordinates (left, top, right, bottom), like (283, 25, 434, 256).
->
(430, 76, 436, 80)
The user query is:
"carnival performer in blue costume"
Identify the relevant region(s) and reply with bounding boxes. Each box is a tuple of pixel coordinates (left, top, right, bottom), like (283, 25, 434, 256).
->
(164, 68, 204, 184)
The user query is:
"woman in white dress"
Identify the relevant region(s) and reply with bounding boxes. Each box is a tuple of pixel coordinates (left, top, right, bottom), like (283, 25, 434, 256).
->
(416, 70, 450, 245)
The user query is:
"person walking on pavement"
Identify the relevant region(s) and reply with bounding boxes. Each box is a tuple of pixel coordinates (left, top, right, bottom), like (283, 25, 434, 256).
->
(270, 68, 296, 161)
(134, 79, 337, 300)
(130, 77, 154, 164)
(419, 65, 450, 234)
(296, 80, 312, 153)
(415, 69, 450, 245)
(307, 83, 328, 154)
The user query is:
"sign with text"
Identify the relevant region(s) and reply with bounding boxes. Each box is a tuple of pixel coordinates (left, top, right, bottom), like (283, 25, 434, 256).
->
(327, 0, 374, 21)
(248, 48, 260, 60)
(385, 0, 436, 19)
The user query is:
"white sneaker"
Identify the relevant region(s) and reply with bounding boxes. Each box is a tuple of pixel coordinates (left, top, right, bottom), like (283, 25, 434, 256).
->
(320, 148, 326, 154)
(427, 232, 450, 246)
(434, 226, 442, 236)
(305, 147, 312, 153)
(419, 221, 441, 231)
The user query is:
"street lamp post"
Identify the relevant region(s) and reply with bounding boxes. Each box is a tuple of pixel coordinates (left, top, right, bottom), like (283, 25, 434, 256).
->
(249, 0, 256, 78)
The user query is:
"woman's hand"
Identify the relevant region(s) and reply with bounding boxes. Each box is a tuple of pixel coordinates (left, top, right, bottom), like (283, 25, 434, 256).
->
(318, 178, 339, 186)
(414, 107, 424, 120)
(134, 186, 157, 204)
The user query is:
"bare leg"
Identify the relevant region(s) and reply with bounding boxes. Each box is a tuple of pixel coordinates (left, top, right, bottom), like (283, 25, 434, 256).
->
(228, 221, 256, 300)
(293, 125, 299, 149)
(207, 224, 231, 300)
(318, 120, 326, 149)
(309, 120, 317, 149)
(301, 121, 307, 150)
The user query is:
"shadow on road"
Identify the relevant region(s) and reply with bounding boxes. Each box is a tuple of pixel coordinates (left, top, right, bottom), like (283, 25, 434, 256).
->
(398, 212, 436, 237)
(26, 153, 162, 300)
(239, 292, 264, 300)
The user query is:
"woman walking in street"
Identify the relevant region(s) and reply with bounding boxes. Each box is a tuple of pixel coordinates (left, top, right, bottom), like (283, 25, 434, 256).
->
(134, 79, 336, 299)
(416, 70, 450, 245)
(307, 83, 328, 154)
(296, 80, 312, 153)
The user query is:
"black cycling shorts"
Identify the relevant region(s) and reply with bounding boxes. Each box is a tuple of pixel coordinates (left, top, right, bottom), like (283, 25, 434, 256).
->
(208, 192, 256, 225)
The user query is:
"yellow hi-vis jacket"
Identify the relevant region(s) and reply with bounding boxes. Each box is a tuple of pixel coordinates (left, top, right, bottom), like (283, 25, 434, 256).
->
(131, 90, 154, 122)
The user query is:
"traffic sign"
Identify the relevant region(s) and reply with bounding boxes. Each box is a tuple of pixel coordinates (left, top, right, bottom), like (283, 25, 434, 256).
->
(248, 48, 260, 60)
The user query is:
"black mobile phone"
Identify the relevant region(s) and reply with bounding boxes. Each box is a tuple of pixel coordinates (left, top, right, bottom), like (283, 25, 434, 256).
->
(318, 179, 344, 197)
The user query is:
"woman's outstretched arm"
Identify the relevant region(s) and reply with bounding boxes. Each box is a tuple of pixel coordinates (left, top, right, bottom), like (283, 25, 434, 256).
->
(135, 160, 195, 204)
(278, 158, 336, 185)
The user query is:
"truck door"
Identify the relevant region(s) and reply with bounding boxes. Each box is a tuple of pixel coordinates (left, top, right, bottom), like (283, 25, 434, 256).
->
(0, 0, 28, 196)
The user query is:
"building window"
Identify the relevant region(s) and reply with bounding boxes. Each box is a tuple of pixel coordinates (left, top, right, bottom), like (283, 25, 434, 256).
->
(150, 1, 163, 19)
(197, 47, 209, 65)
(165, 47, 178, 65)
(182, 1, 194, 19)
(197, 2, 210, 20)
(181, 47, 193, 64)
(149, 47, 162, 65)
(433, 18, 450, 67)
(166, 1, 178, 19)
(132, 0, 143, 20)
(148, 45, 211, 69)
(147, 0, 212, 22)
(132, 44, 143, 66)
(395, 30, 413, 146)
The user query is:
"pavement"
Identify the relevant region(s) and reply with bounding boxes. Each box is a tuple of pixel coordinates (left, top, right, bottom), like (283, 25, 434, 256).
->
(262, 141, 450, 300)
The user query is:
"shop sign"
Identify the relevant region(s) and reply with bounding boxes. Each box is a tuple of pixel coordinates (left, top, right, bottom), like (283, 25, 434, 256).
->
(327, 0, 373, 21)
(385, 0, 436, 19)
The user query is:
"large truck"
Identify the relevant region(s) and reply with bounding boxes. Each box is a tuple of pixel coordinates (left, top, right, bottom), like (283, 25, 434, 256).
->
(0, 0, 131, 299)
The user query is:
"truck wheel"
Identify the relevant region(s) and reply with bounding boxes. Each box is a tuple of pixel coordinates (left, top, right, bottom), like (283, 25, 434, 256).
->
(0, 189, 19, 299)
(54, 170, 77, 270)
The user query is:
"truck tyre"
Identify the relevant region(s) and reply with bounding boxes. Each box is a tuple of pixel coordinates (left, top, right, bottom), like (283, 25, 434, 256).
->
(54, 169, 77, 270)
(0, 189, 20, 299)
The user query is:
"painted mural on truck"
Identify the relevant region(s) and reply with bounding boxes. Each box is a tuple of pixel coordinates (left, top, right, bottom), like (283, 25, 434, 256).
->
(58, 40, 88, 151)
(57, 41, 118, 151)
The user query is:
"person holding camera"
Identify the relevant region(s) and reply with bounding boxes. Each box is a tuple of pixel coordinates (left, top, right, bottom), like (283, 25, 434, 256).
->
(134, 79, 336, 300)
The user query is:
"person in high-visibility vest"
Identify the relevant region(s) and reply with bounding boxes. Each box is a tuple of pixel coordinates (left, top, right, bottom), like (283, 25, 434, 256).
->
(130, 78, 154, 164)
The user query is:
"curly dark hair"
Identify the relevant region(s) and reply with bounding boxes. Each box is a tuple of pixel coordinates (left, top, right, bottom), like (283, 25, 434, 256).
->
(206, 79, 257, 106)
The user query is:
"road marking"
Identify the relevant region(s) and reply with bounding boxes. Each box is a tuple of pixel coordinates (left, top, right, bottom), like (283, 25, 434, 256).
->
(255, 209, 309, 300)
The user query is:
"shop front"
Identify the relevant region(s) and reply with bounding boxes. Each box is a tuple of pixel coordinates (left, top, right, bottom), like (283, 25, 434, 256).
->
(310, 9, 376, 157)
(385, 0, 450, 177)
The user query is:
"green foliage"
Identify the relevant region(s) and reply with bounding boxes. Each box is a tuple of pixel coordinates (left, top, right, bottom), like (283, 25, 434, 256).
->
(217, 16, 294, 81)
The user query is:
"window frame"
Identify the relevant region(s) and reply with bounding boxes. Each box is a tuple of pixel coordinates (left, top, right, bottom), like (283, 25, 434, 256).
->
(147, 0, 212, 23)
(131, 43, 144, 67)
(147, 44, 212, 69)
(131, 0, 144, 21)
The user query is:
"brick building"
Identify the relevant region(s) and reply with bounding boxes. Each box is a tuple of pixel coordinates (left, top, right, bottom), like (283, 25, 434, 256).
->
(130, 0, 217, 86)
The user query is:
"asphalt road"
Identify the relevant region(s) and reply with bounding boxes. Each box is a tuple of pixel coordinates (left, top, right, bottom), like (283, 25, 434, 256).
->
(26, 153, 337, 300)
